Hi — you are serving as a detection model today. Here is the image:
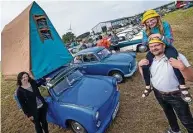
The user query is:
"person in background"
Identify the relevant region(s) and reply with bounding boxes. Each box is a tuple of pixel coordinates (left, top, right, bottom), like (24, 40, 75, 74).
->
(97, 35, 111, 49)
(109, 31, 120, 51)
(16, 72, 49, 133)
(74, 55, 82, 64)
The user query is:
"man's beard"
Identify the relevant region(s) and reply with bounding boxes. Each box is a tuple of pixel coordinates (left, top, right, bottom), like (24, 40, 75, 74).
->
(152, 49, 164, 56)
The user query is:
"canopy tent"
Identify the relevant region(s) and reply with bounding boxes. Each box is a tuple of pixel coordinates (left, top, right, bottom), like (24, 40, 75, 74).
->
(2, 1, 73, 80)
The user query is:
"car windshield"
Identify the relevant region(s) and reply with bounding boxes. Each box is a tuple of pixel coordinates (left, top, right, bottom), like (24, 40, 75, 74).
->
(97, 49, 111, 60)
(51, 70, 83, 96)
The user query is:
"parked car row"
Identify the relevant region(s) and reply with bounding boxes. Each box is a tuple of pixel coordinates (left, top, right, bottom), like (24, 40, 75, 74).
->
(15, 46, 137, 133)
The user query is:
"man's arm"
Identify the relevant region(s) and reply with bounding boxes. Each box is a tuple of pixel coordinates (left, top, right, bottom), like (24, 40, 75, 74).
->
(169, 57, 193, 82)
(181, 67, 193, 82)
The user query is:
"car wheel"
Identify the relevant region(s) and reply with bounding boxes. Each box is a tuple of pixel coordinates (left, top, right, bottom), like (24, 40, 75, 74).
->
(70, 120, 87, 133)
(110, 71, 124, 83)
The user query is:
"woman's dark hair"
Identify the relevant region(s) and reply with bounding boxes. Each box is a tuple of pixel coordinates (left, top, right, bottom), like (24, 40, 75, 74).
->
(17, 72, 32, 86)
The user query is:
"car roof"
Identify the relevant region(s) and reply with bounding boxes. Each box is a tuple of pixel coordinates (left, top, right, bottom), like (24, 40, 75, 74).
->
(75, 47, 104, 56)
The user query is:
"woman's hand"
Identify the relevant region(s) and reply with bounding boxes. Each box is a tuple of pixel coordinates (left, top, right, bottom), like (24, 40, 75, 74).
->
(149, 33, 162, 40)
(138, 59, 149, 67)
(169, 58, 186, 71)
(28, 116, 34, 122)
(45, 78, 51, 81)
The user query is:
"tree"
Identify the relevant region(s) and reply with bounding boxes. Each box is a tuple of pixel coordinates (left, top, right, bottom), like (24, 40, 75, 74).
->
(62, 32, 76, 44)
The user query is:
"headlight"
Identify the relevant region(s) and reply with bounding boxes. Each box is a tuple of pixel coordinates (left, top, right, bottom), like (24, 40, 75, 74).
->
(112, 78, 117, 86)
(95, 111, 99, 120)
(129, 63, 132, 72)
(112, 78, 118, 91)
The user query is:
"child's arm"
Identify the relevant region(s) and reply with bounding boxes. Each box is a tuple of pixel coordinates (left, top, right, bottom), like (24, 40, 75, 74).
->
(162, 22, 174, 46)
(142, 31, 148, 46)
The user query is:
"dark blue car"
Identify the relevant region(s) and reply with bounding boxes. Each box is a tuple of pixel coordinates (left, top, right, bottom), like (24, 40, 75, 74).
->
(15, 66, 120, 133)
(74, 47, 137, 83)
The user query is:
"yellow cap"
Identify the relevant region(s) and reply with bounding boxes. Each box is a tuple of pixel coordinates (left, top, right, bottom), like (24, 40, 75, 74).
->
(148, 38, 165, 45)
(142, 9, 160, 24)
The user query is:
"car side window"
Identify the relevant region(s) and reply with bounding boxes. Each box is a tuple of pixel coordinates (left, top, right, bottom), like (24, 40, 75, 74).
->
(83, 54, 98, 62)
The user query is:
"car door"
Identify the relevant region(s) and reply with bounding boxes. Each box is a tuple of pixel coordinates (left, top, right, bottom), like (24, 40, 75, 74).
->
(44, 96, 60, 125)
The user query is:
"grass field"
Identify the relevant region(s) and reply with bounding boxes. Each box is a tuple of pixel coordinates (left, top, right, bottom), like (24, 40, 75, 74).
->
(1, 7, 193, 133)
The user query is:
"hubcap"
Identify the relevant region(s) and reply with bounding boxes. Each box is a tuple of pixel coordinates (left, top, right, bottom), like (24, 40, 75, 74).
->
(71, 121, 85, 133)
(113, 73, 123, 83)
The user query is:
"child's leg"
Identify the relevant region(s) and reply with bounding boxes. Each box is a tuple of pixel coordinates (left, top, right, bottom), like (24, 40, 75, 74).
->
(164, 46, 185, 85)
(165, 46, 192, 103)
(142, 51, 154, 97)
(142, 51, 154, 86)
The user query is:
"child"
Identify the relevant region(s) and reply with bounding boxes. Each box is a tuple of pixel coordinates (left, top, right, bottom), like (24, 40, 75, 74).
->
(141, 9, 192, 103)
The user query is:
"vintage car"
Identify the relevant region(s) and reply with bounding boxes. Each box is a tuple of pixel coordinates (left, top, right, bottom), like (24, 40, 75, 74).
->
(15, 65, 120, 133)
(73, 47, 137, 83)
(110, 26, 147, 53)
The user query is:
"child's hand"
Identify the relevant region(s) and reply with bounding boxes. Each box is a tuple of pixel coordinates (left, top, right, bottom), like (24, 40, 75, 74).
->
(138, 59, 149, 67)
(169, 58, 186, 71)
(149, 34, 162, 40)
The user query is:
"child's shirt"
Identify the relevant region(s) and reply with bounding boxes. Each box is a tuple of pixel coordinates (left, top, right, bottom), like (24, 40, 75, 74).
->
(142, 21, 174, 46)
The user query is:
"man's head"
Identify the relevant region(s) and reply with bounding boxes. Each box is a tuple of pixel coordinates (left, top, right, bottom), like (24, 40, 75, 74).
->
(76, 55, 81, 60)
(148, 39, 166, 56)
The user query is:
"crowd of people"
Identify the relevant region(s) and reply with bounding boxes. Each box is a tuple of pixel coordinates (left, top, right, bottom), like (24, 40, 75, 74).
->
(16, 9, 193, 133)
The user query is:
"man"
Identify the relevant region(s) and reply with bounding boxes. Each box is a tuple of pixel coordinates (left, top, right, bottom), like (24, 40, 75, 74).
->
(138, 39, 193, 133)
(169, 58, 193, 82)
(97, 35, 110, 49)
(109, 32, 120, 51)
(74, 55, 82, 64)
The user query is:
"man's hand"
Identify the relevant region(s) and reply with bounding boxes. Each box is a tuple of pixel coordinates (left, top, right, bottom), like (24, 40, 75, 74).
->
(138, 59, 149, 67)
(169, 58, 186, 71)
(149, 33, 162, 40)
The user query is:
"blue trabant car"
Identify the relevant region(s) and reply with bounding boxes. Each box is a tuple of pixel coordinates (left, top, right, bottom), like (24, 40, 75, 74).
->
(73, 47, 137, 83)
(15, 65, 120, 133)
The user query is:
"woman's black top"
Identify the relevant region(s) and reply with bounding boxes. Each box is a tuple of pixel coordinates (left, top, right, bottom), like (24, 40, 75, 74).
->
(17, 79, 47, 117)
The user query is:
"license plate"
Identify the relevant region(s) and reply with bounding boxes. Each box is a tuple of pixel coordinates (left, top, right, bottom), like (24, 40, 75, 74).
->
(112, 102, 120, 120)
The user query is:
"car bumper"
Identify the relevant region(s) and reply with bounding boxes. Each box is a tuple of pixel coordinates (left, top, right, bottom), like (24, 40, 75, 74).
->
(96, 92, 120, 133)
(124, 61, 138, 77)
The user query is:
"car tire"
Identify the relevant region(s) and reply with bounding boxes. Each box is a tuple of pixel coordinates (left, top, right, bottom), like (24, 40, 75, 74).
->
(70, 120, 87, 133)
(110, 71, 124, 83)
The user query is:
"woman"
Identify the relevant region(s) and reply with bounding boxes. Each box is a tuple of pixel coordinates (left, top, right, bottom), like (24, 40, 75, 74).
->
(140, 9, 191, 103)
(17, 72, 49, 133)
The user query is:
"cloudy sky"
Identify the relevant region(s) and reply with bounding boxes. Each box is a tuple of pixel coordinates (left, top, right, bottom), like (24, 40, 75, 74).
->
(0, 0, 173, 60)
